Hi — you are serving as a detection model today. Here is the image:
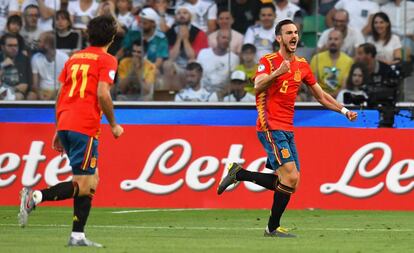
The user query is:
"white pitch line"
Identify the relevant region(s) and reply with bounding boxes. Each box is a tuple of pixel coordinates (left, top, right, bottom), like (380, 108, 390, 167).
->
(111, 208, 207, 214)
(0, 223, 413, 232)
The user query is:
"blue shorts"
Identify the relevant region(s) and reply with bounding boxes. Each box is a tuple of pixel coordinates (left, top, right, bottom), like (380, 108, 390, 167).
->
(57, 130, 98, 175)
(257, 130, 300, 171)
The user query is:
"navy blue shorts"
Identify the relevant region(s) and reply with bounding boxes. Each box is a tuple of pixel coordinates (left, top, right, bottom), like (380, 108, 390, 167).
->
(57, 130, 98, 175)
(257, 130, 300, 171)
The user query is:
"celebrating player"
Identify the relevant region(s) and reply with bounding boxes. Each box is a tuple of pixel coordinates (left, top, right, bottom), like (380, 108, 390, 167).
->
(217, 19, 357, 237)
(18, 15, 124, 247)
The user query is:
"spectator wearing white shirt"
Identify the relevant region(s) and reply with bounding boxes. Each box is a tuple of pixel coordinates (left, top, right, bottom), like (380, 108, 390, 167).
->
(223, 70, 255, 102)
(176, 0, 217, 34)
(20, 4, 43, 54)
(366, 12, 402, 65)
(380, 0, 414, 61)
(116, 0, 135, 30)
(9, 0, 60, 31)
(317, 9, 365, 56)
(208, 9, 243, 55)
(244, 3, 277, 60)
(273, 0, 302, 24)
(175, 62, 218, 102)
(197, 29, 239, 97)
(67, 0, 99, 31)
(28, 31, 68, 100)
(326, 0, 380, 36)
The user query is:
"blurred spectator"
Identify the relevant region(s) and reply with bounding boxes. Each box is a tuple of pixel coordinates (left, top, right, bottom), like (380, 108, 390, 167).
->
(118, 7, 168, 69)
(355, 43, 394, 87)
(244, 3, 276, 60)
(5, 15, 27, 55)
(116, 0, 135, 30)
(230, 0, 261, 34)
(20, 5, 43, 54)
(311, 29, 353, 98)
(197, 29, 239, 97)
(174, 62, 218, 102)
(0, 0, 9, 34)
(337, 62, 369, 104)
(155, 0, 175, 32)
(163, 5, 208, 90)
(367, 12, 402, 65)
(117, 41, 157, 101)
(235, 43, 257, 94)
(326, 0, 379, 36)
(176, 0, 217, 34)
(273, 0, 302, 24)
(67, 0, 99, 32)
(319, 0, 339, 16)
(381, 0, 414, 61)
(28, 31, 68, 100)
(9, 0, 60, 31)
(317, 9, 364, 56)
(0, 33, 31, 100)
(55, 10, 82, 56)
(222, 70, 255, 102)
(208, 9, 244, 55)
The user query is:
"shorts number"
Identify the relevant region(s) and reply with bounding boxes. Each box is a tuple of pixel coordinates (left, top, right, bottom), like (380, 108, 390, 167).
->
(280, 80, 288, 93)
(69, 64, 90, 98)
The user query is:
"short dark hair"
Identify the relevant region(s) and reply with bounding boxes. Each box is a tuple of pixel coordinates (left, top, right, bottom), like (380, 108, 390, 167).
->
(7, 15, 22, 27)
(241, 43, 256, 53)
(132, 40, 142, 48)
(1, 33, 18, 46)
(23, 4, 39, 14)
(217, 8, 230, 18)
(275, 19, 296, 35)
(358, 43, 377, 58)
(260, 3, 275, 13)
(186, 62, 203, 74)
(87, 15, 117, 47)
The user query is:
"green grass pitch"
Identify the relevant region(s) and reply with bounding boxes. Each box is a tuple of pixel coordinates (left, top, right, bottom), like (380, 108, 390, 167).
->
(1, 206, 413, 253)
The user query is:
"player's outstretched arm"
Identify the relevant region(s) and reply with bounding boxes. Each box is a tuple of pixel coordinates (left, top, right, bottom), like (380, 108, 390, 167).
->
(97, 81, 124, 138)
(309, 83, 357, 121)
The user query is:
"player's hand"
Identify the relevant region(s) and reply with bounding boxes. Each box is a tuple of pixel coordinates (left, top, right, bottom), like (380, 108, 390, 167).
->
(346, 111, 358, 121)
(52, 132, 64, 154)
(276, 60, 290, 76)
(111, 124, 124, 139)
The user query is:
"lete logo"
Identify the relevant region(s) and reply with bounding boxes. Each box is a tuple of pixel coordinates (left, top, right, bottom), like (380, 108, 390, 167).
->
(120, 139, 272, 194)
(320, 142, 414, 198)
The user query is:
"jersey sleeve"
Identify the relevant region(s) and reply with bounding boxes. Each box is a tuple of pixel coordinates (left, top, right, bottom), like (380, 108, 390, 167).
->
(302, 62, 317, 86)
(58, 61, 68, 84)
(254, 57, 272, 79)
(98, 54, 118, 85)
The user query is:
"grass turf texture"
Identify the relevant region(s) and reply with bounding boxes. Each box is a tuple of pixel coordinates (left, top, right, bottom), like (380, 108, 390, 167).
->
(1, 206, 413, 253)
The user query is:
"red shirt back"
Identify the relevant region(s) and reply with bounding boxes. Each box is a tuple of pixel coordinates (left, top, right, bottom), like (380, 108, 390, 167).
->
(255, 52, 316, 132)
(56, 47, 118, 137)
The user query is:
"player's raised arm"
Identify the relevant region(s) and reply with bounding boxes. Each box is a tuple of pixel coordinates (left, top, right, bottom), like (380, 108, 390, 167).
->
(97, 81, 124, 138)
(309, 82, 358, 121)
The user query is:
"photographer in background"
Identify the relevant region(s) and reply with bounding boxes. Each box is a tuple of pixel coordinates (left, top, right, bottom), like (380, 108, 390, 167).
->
(337, 62, 369, 105)
(355, 43, 394, 90)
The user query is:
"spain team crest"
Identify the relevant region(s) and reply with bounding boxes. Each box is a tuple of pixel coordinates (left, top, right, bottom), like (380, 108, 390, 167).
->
(281, 148, 291, 159)
(294, 70, 301, 82)
(90, 157, 97, 168)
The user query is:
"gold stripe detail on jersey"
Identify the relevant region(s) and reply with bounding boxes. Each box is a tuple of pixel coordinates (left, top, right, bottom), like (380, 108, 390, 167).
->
(257, 92, 268, 131)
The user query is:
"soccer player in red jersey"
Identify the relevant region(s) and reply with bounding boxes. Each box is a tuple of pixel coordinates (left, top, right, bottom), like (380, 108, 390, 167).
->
(18, 15, 124, 247)
(218, 20, 357, 237)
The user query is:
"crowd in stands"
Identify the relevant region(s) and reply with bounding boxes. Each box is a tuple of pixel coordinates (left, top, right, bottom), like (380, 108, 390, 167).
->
(0, 0, 413, 103)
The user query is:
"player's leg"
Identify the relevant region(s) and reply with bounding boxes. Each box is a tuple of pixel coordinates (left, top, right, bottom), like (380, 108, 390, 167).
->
(217, 132, 280, 195)
(69, 171, 102, 247)
(65, 132, 102, 247)
(265, 131, 298, 238)
(18, 131, 80, 227)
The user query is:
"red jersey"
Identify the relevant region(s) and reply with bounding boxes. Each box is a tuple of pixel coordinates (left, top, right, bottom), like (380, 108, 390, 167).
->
(255, 52, 316, 132)
(56, 46, 118, 137)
